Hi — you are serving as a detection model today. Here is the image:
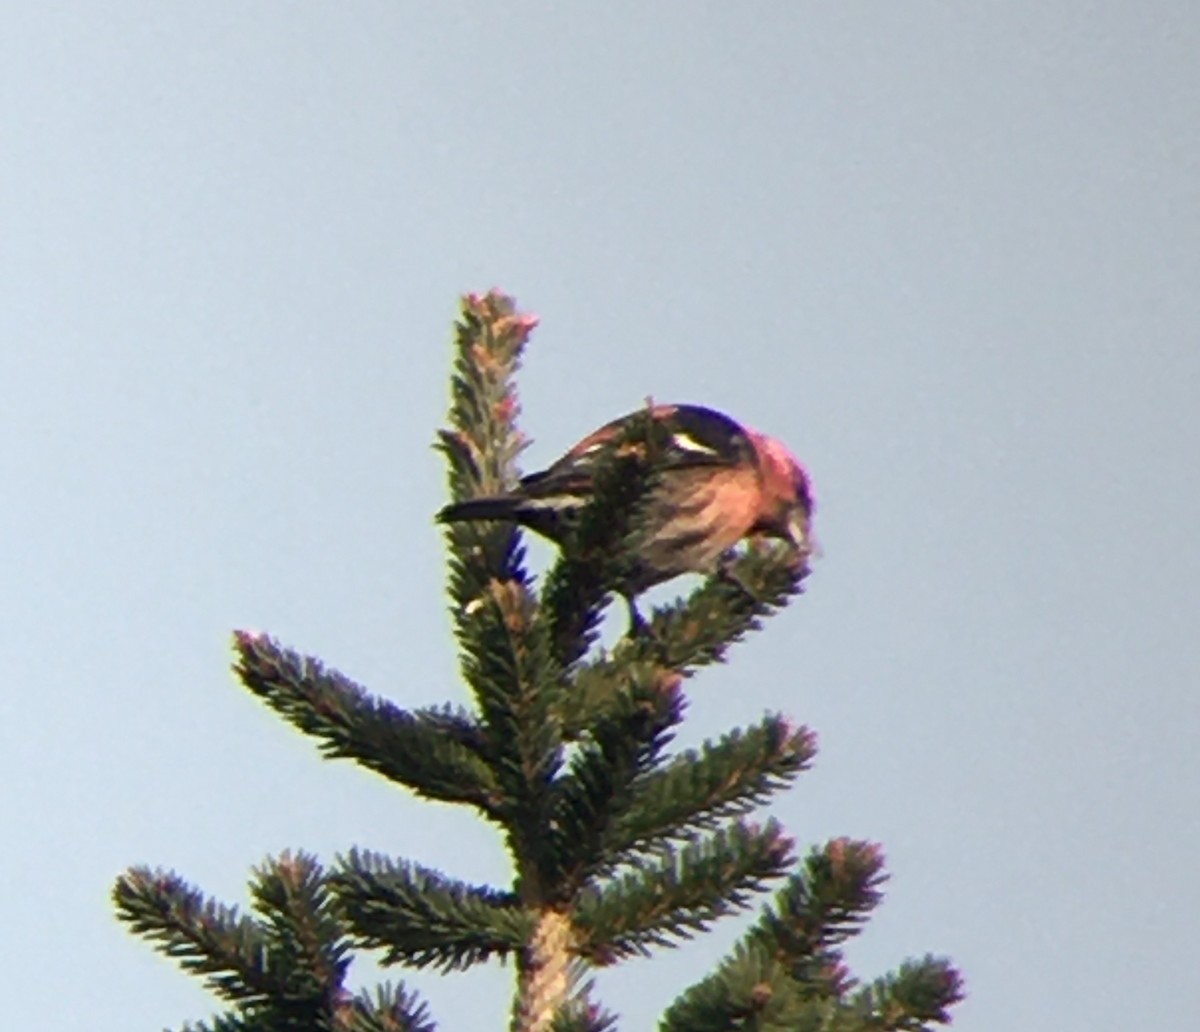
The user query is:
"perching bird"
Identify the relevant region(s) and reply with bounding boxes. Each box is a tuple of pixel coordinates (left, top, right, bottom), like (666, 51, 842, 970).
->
(438, 404, 814, 607)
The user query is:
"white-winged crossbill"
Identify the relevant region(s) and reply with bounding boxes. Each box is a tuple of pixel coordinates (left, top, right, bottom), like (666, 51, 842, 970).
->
(438, 404, 815, 604)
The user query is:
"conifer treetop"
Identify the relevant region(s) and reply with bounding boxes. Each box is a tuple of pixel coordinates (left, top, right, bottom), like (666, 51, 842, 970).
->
(113, 291, 963, 1032)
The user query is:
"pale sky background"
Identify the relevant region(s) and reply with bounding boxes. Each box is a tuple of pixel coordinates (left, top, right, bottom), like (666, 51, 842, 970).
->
(3, 5, 1197, 1030)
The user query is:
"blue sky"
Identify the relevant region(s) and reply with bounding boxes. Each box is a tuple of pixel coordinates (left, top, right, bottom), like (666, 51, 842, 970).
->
(3, 5, 1197, 1030)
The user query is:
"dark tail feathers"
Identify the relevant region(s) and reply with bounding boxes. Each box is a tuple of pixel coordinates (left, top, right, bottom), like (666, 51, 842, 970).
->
(437, 496, 521, 523)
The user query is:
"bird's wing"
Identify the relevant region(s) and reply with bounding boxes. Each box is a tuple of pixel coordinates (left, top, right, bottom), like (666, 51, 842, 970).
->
(659, 405, 758, 469)
(516, 404, 758, 504)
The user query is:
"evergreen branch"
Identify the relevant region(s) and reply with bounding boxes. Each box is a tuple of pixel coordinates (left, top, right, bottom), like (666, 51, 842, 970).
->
(573, 820, 794, 964)
(550, 999, 619, 1032)
(250, 853, 350, 1005)
(176, 985, 438, 1032)
(331, 848, 532, 971)
(439, 291, 533, 507)
(834, 956, 963, 1032)
(448, 582, 564, 898)
(658, 939, 817, 1032)
(661, 838, 893, 1030)
(442, 536, 556, 795)
(559, 543, 808, 738)
(536, 553, 611, 674)
(630, 540, 809, 671)
(177, 1014, 265, 1032)
(332, 983, 437, 1032)
(232, 632, 503, 814)
(118, 854, 367, 1032)
(609, 717, 816, 860)
(415, 702, 491, 752)
(177, 1003, 335, 1032)
(751, 838, 888, 968)
(435, 292, 564, 829)
(113, 867, 295, 1007)
(436, 291, 532, 619)
(441, 519, 533, 702)
(458, 576, 563, 808)
(546, 666, 684, 894)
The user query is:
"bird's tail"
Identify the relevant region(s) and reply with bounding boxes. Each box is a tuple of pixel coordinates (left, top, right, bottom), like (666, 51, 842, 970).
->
(436, 496, 522, 523)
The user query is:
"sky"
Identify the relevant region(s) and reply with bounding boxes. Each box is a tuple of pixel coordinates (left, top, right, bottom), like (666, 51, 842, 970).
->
(2, 4, 1198, 1030)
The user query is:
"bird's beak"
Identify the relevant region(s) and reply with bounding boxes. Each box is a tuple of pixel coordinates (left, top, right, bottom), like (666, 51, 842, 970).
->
(786, 509, 819, 559)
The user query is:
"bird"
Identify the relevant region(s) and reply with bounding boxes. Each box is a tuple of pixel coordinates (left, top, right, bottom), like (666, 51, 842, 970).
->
(438, 403, 814, 612)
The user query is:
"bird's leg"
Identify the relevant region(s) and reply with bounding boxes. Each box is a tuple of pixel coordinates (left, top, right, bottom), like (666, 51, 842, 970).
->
(623, 594, 649, 637)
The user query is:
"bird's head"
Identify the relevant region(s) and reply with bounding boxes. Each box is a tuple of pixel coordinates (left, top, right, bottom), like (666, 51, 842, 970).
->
(750, 432, 817, 558)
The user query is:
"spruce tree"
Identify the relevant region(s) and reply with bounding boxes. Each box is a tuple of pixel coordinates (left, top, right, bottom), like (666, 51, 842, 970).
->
(114, 290, 964, 1031)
